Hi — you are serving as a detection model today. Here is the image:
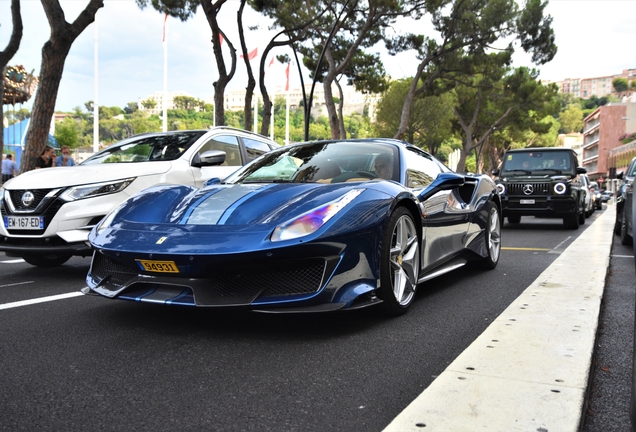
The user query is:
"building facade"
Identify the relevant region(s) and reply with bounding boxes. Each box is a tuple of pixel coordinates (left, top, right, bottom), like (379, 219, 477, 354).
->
(582, 103, 636, 183)
(547, 69, 636, 100)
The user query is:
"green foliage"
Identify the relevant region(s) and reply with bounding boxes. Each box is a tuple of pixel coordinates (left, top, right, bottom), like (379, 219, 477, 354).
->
(140, 98, 157, 110)
(559, 104, 584, 133)
(53, 117, 80, 148)
(613, 78, 628, 93)
(3, 107, 30, 125)
(374, 78, 455, 154)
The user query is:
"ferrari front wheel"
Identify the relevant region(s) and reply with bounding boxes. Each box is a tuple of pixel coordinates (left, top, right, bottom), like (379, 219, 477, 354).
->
(378, 207, 420, 316)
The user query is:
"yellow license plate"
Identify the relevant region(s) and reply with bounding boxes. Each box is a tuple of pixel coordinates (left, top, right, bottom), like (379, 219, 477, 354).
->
(136, 260, 180, 273)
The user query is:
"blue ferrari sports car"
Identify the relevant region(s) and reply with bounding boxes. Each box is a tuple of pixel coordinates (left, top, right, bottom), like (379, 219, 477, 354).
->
(84, 139, 501, 315)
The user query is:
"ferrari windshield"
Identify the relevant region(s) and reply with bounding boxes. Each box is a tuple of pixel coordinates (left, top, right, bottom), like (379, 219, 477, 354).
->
(81, 131, 206, 165)
(501, 150, 574, 175)
(224, 141, 400, 184)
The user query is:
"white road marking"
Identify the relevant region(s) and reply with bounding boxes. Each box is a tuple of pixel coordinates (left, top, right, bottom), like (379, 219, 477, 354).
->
(548, 235, 572, 254)
(0, 281, 35, 288)
(1, 259, 25, 264)
(0, 291, 84, 311)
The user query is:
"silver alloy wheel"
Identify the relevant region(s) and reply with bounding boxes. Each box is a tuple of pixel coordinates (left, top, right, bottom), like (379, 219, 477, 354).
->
(389, 214, 420, 306)
(487, 207, 501, 263)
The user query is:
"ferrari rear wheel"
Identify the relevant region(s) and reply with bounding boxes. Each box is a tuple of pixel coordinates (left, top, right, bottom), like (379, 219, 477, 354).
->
(478, 205, 501, 270)
(378, 207, 420, 316)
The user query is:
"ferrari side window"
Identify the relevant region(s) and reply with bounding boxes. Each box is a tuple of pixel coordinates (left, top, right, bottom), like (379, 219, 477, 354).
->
(197, 135, 242, 166)
(403, 149, 442, 189)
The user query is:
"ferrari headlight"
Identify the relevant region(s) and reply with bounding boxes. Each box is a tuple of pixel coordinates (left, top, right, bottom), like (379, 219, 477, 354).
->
(495, 183, 505, 194)
(60, 178, 135, 202)
(554, 182, 567, 195)
(271, 189, 364, 242)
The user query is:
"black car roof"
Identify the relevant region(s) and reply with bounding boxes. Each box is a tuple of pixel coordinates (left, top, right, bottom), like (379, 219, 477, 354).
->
(506, 147, 575, 153)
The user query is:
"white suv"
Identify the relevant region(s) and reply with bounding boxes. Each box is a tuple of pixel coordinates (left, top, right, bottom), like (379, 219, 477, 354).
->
(0, 127, 279, 267)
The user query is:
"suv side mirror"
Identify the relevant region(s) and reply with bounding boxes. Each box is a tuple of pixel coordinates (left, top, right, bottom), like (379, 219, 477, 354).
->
(492, 169, 500, 177)
(617, 171, 625, 180)
(576, 167, 587, 174)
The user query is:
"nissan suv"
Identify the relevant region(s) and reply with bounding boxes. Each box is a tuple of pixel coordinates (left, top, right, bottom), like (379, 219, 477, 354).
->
(0, 127, 279, 267)
(493, 147, 587, 229)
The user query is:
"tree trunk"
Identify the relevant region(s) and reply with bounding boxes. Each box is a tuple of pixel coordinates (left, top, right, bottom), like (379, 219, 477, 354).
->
(21, 0, 102, 173)
(200, 0, 234, 128)
(0, 0, 23, 159)
(237, 0, 255, 131)
(335, 79, 346, 138)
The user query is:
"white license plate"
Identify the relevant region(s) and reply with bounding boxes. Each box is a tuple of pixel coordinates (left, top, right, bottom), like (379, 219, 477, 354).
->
(4, 216, 44, 230)
(520, 199, 535, 204)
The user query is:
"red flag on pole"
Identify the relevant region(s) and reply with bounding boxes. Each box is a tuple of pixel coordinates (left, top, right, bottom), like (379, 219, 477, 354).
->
(219, 33, 224, 46)
(240, 47, 258, 61)
(285, 62, 290, 91)
(268, 56, 275, 67)
(162, 14, 168, 43)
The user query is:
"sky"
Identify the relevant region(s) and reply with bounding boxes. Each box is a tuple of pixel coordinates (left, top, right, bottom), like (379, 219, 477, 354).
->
(1, 0, 636, 113)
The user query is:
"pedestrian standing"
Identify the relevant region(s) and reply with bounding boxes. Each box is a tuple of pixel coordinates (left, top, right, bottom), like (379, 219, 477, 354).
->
(55, 146, 76, 167)
(2, 153, 18, 183)
(35, 146, 56, 169)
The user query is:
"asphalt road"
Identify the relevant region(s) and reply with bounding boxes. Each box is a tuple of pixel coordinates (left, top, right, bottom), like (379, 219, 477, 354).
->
(583, 221, 635, 431)
(0, 209, 614, 431)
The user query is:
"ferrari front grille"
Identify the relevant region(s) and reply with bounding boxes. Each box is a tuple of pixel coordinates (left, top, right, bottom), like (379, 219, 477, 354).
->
(91, 253, 327, 299)
(91, 253, 138, 289)
(213, 260, 326, 298)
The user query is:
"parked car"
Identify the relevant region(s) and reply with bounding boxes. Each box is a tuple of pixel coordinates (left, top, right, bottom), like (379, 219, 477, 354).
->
(615, 156, 636, 244)
(493, 147, 587, 229)
(0, 127, 280, 267)
(601, 190, 612, 203)
(589, 181, 602, 210)
(580, 173, 595, 217)
(83, 138, 502, 316)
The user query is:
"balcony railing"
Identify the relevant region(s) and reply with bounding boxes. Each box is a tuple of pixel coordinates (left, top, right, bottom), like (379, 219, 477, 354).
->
(584, 147, 599, 159)
(584, 132, 600, 147)
(584, 118, 600, 133)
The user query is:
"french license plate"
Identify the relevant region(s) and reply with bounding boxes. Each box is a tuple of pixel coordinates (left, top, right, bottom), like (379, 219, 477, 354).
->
(520, 199, 535, 205)
(136, 259, 180, 273)
(4, 216, 44, 230)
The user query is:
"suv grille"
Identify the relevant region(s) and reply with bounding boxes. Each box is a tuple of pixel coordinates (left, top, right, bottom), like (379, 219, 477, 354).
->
(506, 182, 550, 196)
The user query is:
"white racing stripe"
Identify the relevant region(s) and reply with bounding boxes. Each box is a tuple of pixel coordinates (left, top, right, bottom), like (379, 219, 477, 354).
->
(0, 291, 84, 310)
(1, 259, 25, 264)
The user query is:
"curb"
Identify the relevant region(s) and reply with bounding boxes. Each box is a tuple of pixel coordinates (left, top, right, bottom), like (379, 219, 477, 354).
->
(384, 206, 615, 432)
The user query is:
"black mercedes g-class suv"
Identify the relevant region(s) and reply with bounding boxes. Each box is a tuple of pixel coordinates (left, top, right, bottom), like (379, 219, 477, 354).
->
(493, 147, 587, 229)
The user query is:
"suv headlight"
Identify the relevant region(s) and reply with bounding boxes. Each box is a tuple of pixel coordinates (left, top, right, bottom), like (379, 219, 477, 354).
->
(60, 178, 135, 202)
(495, 183, 505, 194)
(554, 182, 567, 195)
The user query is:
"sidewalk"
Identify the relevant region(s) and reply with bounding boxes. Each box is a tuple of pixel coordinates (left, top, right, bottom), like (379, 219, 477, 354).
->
(384, 206, 615, 432)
